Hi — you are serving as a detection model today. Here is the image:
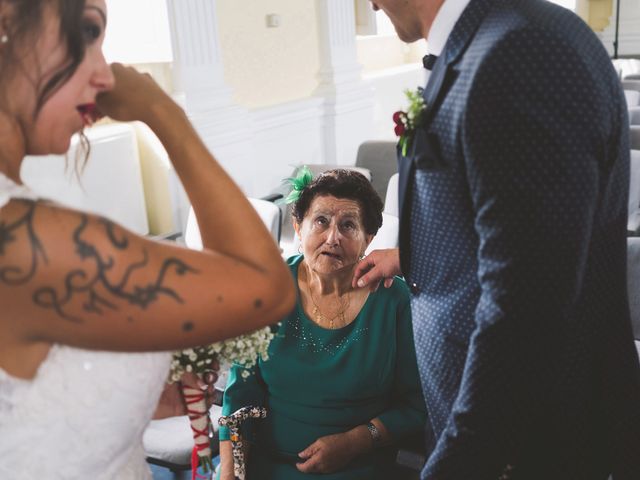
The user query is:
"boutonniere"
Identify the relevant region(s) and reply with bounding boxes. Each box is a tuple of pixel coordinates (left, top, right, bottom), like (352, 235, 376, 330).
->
(393, 87, 426, 156)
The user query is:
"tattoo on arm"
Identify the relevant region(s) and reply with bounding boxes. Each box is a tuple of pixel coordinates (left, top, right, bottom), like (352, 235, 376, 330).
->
(0, 203, 199, 323)
(0, 201, 48, 285)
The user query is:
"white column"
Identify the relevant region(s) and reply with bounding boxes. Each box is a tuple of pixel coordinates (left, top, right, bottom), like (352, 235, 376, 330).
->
(599, 0, 640, 57)
(314, 0, 374, 166)
(165, 0, 254, 204)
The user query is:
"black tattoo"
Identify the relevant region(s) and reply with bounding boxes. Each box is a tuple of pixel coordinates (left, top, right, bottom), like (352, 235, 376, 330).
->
(30, 214, 198, 323)
(0, 201, 48, 285)
(182, 321, 194, 332)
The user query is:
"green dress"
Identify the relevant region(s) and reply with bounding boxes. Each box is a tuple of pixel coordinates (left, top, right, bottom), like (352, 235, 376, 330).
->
(218, 255, 426, 479)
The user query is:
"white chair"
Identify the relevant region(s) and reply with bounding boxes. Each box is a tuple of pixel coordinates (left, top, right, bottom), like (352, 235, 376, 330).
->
(184, 197, 281, 250)
(365, 174, 400, 254)
(21, 123, 149, 235)
(366, 213, 399, 255)
(625, 90, 640, 109)
(144, 404, 223, 473)
(630, 150, 640, 234)
(384, 173, 400, 217)
(627, 238, 640, 360)
(613, 59, 640, 80)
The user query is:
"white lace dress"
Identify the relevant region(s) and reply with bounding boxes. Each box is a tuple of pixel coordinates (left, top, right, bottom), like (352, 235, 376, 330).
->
(0, 173, 172, 479)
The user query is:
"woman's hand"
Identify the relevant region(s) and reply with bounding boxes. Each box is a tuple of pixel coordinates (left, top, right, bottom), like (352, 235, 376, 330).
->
(96, 63, 175, 124)
(296, 430, 366, 474)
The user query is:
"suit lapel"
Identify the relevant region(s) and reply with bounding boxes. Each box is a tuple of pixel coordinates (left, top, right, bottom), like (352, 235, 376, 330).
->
(397, 0, 496, 274)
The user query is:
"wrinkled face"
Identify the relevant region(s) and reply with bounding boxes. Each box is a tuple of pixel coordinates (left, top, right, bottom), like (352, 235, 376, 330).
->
(11, 0, 114, 155)
(295, 195, 373, 275)
(369, 0, 442, 43)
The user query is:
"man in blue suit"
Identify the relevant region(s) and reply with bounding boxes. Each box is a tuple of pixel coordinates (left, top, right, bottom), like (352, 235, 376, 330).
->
(354, 0, 640, 478)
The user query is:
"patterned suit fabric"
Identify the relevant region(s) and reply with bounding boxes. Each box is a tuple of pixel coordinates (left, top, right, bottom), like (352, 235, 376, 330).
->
(398, 0, 640, 478)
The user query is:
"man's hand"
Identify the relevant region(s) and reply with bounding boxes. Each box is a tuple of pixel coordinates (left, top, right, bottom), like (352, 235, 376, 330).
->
(296, 431, 364, 474)
(352, 248, 401, 291)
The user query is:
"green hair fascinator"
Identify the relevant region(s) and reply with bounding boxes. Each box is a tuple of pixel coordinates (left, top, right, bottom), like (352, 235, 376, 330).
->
(283, 165, 313, 204)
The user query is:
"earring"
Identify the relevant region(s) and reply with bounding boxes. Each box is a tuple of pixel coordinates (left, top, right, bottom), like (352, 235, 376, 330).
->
(298, 244, 302, 254)
(0, 34, 7, 44)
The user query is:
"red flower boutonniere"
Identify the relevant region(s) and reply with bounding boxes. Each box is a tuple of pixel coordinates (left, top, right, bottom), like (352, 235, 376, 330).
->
(393, 87, 426, 157)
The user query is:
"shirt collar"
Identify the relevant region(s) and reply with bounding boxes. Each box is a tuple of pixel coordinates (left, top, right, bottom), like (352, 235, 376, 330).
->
(426, 0, 472, 56)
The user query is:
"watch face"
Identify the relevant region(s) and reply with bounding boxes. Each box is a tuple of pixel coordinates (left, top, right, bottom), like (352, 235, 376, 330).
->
(367, 422, 381, 443)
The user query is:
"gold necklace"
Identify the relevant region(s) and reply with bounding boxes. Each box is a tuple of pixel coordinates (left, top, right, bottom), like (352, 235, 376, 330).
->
(307, 286, 351, 329)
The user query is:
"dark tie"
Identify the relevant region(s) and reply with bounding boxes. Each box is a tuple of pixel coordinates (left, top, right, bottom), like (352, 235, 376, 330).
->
(423, 54, 438, 71)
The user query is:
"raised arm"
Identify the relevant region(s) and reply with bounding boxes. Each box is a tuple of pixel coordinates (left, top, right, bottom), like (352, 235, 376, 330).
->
(0, 65, 295, 355)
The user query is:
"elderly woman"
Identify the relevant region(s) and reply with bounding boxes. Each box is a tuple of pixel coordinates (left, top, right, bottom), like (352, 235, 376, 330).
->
(217, 169, 426, 479)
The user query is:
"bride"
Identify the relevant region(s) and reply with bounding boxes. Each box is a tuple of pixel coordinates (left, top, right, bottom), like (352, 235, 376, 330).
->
(0, 0, 295, 478)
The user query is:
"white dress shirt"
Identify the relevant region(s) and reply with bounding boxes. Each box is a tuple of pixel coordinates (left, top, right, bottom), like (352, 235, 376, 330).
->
(427, 0, 472, 56)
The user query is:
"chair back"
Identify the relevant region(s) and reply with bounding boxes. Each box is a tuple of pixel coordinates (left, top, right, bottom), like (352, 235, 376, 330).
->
(631, 126, 640, 151)
(366, 212, 399, 255)
(630, 107, 640, 126)
(628, 238, 640, 341)
(384, 173, 400, 217)
(355, 140, 398, 201)
(625, 90, 640, 109)
(184, 198, 281, 250)
(622, 79, 640, 92)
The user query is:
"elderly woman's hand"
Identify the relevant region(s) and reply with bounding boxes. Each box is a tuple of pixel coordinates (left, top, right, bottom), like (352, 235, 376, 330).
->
(296, 429, 369, 474)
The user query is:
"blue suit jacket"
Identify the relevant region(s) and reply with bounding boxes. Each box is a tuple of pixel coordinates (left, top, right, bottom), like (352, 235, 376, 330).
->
(398, 0, 640, 478)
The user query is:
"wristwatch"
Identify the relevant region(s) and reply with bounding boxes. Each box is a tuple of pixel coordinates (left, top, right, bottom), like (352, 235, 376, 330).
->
(366, 422, 381, 446)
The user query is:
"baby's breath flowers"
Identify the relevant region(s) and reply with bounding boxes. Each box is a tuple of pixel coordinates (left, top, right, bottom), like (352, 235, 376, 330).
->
(169, 326, 275, 383)
(393, 87, 426, 156)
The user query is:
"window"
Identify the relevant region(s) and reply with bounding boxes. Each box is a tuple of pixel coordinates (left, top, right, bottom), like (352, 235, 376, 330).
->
(548, 0, 576, 11)
(103, 0, 172, 64)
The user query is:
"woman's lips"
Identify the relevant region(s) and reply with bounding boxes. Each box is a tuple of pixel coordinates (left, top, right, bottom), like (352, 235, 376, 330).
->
(76, 103, 98, 127)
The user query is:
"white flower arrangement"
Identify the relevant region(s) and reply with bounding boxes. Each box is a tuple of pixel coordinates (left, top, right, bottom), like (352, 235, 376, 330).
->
(169, 325, 275, 383)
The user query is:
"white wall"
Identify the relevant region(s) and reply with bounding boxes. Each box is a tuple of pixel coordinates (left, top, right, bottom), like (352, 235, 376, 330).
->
(217, 0, 321, 108)
(365, 64, 428, 141)
(91, 1, 433, 236)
